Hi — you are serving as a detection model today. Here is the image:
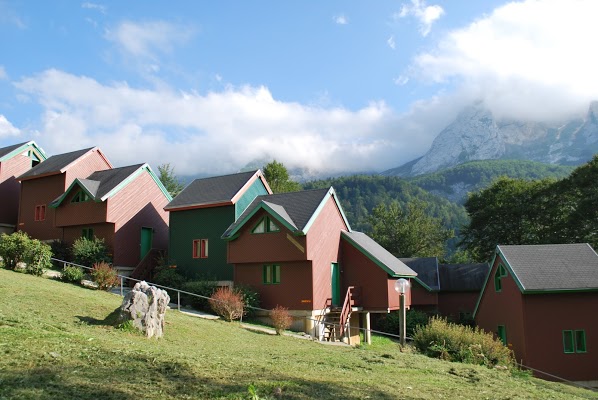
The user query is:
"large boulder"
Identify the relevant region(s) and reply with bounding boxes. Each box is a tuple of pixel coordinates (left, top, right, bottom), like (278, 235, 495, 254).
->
(118, 281, 170, 338)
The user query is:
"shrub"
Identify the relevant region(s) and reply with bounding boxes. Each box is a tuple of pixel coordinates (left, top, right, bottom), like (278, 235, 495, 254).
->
(72, 237, 112, 267)
(412, 317, 514, 368)
(91, 261, 119, 291)
(0, 231, 30, 270)
(61, 265, 84, 283)
(378, 309, 431, 338)
(181, 280, 217, 311)
(24, 239, 52, 276)
(270, 306, 292, 335)
(235, 285, 261, 317)
(152, 267, 187, 299)
(50, 240, 72, 268)
(209, 287, 244, 321)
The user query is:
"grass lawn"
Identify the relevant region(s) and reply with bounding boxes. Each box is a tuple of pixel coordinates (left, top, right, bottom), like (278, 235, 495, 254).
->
(0, 269, 596, 400)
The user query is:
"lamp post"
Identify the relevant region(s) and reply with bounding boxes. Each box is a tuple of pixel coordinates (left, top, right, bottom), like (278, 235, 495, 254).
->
(394, 278, 411, 346)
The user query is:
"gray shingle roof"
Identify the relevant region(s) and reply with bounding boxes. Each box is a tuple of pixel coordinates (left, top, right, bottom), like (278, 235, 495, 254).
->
(438, 263, 490, 292)
(84, 164, 144, 199)
(343, 231, 417, 277)
(400, 257, 439, 289)
(0, 141, 29, 159)
(223, 188, 332, 237)
(498, 244, 598, 291)
(18, 147, 94, 179)
(166, 170, 259, 210)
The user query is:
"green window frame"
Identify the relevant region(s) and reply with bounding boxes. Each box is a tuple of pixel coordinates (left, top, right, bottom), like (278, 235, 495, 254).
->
(71, 191, 91, 203)
(494, 264, 507, 292)
(82, 228, 94, 240)
(252, 216, 280, 234)
(497, 325, 507, 345)
(262, 264, 281, 284)
(563, 330, 587, 353)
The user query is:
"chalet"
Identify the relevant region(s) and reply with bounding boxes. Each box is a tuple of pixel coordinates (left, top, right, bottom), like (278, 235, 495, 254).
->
(401, 257, 439, 313)
(0, 141, 47, 234)
(222, 187, 417, 344)
(474, 244, 598, 385)
(164, 170, 272, 282)
(49, 164, 171, 270)
(16, 147, 112, 241)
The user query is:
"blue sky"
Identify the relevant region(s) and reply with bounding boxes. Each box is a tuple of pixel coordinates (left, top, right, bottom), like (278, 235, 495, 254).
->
(1, 0, 597, 176)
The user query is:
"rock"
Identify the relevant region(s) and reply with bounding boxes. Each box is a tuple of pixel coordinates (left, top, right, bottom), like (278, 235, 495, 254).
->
(118, 281, 170, 338)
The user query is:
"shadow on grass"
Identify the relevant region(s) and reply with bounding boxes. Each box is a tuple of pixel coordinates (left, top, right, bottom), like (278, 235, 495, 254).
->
(75, 307, 120, 327)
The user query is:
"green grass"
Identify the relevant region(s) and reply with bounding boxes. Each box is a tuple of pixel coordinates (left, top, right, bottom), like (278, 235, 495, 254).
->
(1, 269, 597, 400)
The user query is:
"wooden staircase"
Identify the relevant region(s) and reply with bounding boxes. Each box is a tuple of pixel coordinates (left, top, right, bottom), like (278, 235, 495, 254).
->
(129, 249, 165, 285)
(318, 286, 361, 343)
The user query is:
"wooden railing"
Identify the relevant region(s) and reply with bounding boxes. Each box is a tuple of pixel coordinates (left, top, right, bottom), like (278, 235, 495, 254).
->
(129, 249, 164, 284)
(338, 286, 355, 337)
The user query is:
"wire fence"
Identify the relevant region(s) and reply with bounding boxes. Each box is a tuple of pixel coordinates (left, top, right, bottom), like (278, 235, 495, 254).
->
(49, 258, 597, 392)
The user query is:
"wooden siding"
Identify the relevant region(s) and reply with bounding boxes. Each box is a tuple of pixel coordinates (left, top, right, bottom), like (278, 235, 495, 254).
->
(169, 206, 236, 280)
(18, 174, 65, 241)
(234, 178, 269, 219)
(475, 255, 527, 365)
(410, 281, 439, 308)
(234, 261, 313, 310)
(0, 154, 33, 225)
(62, 223, 115, 260)
(54, 189, 108, 227)
(437, 292, 479, 321)
(63, 149, 111, 188)
(522, 293, 598, 382)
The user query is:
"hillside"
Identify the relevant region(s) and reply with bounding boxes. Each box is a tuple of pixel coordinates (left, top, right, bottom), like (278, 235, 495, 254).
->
(403, 159, 575, 203)
(1, 269, 596, 400)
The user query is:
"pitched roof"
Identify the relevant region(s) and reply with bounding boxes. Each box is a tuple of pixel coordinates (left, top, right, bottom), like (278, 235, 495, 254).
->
(400, 257, 439, 290)
(0, 141, 46, 162)
(497, 244, 598, 292)
(49, 164, 171, 207)
(222, 187, 350, 238)
(343, 231, 417, 278)
(165, 170, 270, 211)
(438, 263, 490, 292)
(17, 147, 96, 180)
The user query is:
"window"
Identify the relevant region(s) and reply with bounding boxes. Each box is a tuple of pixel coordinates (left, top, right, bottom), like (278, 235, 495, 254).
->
(193, 239, 208, 259)
(34, 205, 46, 221)
(263, 264, 281, 284)
(497, 325, 507, 345)
(82, 228, 94, 240)
(494, 264, 507, 292)
(71, 191, 90, 203)
(563, 330, 586, 353)
(252, 216, 280, 234)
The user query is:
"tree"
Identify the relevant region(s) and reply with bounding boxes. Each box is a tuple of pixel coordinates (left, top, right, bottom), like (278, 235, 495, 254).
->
(369, 200, 454, 258)
(157, 163, 185, 197)
(262, 160, 301, 193)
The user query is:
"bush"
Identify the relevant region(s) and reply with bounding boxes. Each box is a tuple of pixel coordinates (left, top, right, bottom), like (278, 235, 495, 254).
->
(24, 239, 52, 276)
(235, 285, 261, 317)
(72, 237, 112, 267)
(270, 306, 292, 335)
(378, 309, 431, 338)
(152, 267, 187, 299)
(412, 317, 514, 368)
(209, 287, 244, 321)
(61, 265, 84, 283)
(50, 240, 72, 268)
(91, 261, 119, 291)
(0, 231, 30, 270)
(181, 280, 217, 311)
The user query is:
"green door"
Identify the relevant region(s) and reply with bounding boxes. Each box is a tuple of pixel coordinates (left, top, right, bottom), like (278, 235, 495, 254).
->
(331, 263, 340, 306)
(140, 227, 153, 260)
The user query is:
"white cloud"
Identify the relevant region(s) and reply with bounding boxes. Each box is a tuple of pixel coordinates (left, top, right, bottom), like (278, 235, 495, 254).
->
(396, 0, 444, 37)
(0, 66, 7, 80)
(14, 69, 431, 175)
(105, 20, 194, 60)
(0, 115, 21, 138)
(0, 3, 26, 29)
(387, 35, 396, 50)
(408, 0, 598, 121)
(81, 2, 106, 14)
(333, 14, 348, 25)
(394, 76, 409, 86)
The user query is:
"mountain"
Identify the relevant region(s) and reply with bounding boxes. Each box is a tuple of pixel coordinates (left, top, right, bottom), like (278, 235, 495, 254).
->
(385, 102, 598, 177)
(405, 159, 575, 204)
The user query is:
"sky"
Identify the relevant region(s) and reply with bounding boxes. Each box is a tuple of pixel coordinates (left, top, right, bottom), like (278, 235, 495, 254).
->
(2, 0, 598, 177)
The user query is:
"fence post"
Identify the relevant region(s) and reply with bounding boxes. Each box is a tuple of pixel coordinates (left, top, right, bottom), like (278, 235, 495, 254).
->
(120, 276, 124, 297)
(177, 291, 180, 311)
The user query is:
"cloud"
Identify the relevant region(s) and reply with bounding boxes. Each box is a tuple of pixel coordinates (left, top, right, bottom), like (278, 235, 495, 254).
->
(105, 20, 194, 60)
(0, 3, 26, 29)
(0, 66, 7, 80)
(81, 2, 106, 14)
(396, 0, 444, 37)
(13, 69, 434, 176)
(408, 0, 598, 121)
(0, 115, 21, 138)
(387, 35, 396, 50)
(333, 14, 348, 25)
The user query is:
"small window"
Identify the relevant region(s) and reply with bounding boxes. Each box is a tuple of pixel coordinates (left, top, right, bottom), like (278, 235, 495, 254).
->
(263, 264, 281, 284)
(71, 191, 91, 203)
(564, 330, 587, 353)
(82, 228, 94, 240)
(494, 264, 507, 292)
(193, 239, 208, 259)
(252, 216, 280, 234)
(497, 325, 507, 345)
(34, 205, 46, 221)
